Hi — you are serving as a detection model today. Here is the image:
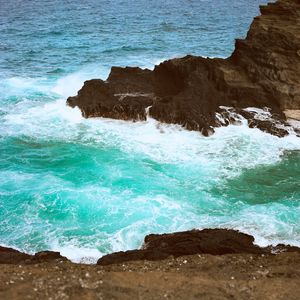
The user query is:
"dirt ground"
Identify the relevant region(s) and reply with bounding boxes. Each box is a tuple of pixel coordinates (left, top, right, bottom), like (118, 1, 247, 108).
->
(1, 252, 300, 300)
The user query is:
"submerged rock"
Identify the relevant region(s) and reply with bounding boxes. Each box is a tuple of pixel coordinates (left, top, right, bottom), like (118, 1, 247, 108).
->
(67, 0, 300, 137)
(97, 228, 300, 266)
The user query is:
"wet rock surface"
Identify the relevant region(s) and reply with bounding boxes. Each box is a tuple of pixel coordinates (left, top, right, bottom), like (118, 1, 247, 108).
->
(67, 0, 300, 137)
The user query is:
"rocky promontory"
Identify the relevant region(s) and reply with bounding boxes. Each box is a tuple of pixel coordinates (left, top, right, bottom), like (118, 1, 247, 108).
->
(67, 0, 300, 137)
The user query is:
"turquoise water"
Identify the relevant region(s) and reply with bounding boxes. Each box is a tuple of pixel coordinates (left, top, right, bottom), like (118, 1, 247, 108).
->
(1, 0, 300, 263)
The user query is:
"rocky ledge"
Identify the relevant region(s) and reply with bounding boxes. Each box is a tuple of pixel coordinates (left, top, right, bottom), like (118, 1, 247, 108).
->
(1, 229, 300, 300)
(67, 0, 300, 137)
(96, 229, 300, 266)
(0, 246, 70, 265)
(2, 229, 300, 266)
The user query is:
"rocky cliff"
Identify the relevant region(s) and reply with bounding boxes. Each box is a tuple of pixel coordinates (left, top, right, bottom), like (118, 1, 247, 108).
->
(67, 0, 300, 137)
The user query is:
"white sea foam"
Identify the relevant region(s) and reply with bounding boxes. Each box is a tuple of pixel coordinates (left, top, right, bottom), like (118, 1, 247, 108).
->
(5, 96, 299, 176)
(51, 243, 102, 264)
(287, 119, 300, 130)
(227, 203, 300, 248)
(243, 107, 272, 121)
(52, 73, 86, 99)
(1, 81, 300, 263)
(5, 77, 47, 91)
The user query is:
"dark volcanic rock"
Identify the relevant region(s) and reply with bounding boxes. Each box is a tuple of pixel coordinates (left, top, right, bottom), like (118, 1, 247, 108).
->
(0, 246, 70, 265)
(67, 0, 300, 137)
(97, 229, 300, 266)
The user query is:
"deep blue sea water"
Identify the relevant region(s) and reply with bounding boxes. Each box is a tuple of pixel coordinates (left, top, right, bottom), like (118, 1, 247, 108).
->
(1, 0, 300, 263)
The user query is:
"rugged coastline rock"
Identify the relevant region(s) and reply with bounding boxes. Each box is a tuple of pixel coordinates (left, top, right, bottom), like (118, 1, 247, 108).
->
(67, 0, 300, 137)
(2, 229, 300, 299)
(2, 229, 300, 267)
(97, 228, 300, 266)
(0, 246, 70, 265)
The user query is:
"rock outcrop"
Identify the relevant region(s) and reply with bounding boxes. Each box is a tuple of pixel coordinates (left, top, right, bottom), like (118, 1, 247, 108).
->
(3, 229, 299, 266)
(0, 246, 31, 264)
(0, 246, 70, 264)
(97, 228, 300, 266)
(67, 0, 300, 137)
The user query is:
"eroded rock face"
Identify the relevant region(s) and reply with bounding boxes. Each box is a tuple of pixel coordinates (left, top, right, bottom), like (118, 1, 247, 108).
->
(67, 0, 300, 137)
(231, 0, 300, 110)
(96, 229, 300, 266)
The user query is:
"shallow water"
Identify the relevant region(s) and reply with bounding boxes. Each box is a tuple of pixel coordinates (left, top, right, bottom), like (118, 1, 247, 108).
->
(1, 0, 300, 263)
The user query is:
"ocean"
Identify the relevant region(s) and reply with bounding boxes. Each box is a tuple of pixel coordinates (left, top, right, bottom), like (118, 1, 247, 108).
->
(1, 0, 300, 264)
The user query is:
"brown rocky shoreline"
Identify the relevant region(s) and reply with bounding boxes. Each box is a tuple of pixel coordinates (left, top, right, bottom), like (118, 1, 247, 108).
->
(1, 229, 300, 299)
(1, 252, 300, 299)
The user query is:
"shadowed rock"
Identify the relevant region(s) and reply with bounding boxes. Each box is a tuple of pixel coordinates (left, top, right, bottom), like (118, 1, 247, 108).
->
(67, 0, 300, 137)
